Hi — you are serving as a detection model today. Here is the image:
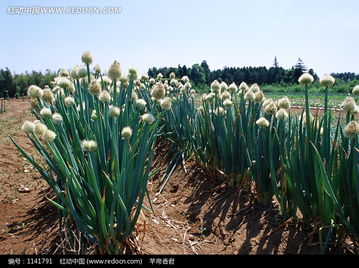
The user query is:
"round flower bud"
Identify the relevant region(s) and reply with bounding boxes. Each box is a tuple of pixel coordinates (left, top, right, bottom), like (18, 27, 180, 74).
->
(27, 85, 43, 99)
(136, 99, 147, 109)
(277, 96, 291, 109)
(149, 78, 156, 85)
(157, 73, 163, 79)
(275, 109, 289, 120)
(121, 126, 133, 139)
(160, 97, 172, 110)
(256, 117, 270, 128)
(109, 106, 120, 118)
(228, 82, 238, 93)
(82, 140, 97, 152)
(91, 110, 97, 120)
(151, 83, 165, 100)
(34, 122, 48, 136)
(352, 85, 359, 96)
(94, 64, 101, 74)
(239, 82, 249, 93)
(184, 82, 192, 90)
(264, 102, 278, 116)
(101, 76, 112, 86)
(40, 107, 52, 118)
(140, 113, 156, 124)
(220, 82, 228, 91)
(21, 121, 35, 133)
(56, 77, 72, 90)
(169, 72, 176, 79)
(254, 91, 264, 103)
(81, 51, 93, 65)
(320, 74, 335, 87)
(344, 121, 359, 139)
(88, 80, 102, 96)
(52, 113, 63, 124)
(43, 129, 57, 142)
(128, 68, 138, 80)
(223, 99, 233, 107)
(58, 68, 69, 77)
(64, 96, 75, 108)
(42, 89, 55, 104)
(298, 73, 314, 85)
(222, 91, 231, 100)
(70, 66, 80, 79)
(120, 77, 129, 88)
(250, 83, 260, 93)
(108, 61, 122, 80)
(198, 106, 204, 113)
(341, 97, 357, 113)
(77, 67, 88, 78)
(181, 76, 189, 83)
(99, 90, 111, 102)
(131, 91, 138, 102)
(211, 80, 220, 93)
(262, 98, 273, 108)
(244, 90, 255, 102)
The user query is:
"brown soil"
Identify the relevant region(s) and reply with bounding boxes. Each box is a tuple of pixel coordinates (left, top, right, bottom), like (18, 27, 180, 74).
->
(0, 99, 353, 255)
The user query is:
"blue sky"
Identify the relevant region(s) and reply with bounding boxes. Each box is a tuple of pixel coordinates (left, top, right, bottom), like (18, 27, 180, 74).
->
(0, 0, 358, 77)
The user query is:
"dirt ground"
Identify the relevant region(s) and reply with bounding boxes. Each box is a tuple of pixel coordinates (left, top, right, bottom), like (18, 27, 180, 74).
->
(0, 99, 354, 255)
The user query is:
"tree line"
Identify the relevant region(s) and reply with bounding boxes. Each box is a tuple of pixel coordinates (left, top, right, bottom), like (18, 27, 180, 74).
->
(1, 57, 358, 98)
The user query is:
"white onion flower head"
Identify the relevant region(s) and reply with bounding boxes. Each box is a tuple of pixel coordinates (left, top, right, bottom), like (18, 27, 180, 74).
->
(82, 140, 97, 152)
(58, 68, 69, 77)
(254, 91, 264, 103)
(121, 126, 133, 139)
(131, 91, 138, 102)
(151, 83, 165, 100)
(181, 76, 189, 83)
(99, 90, 111, 103)
(81, 51, 93, 65)
(184, 82, 192, 90)
(275, 109, 289, 120)
(149, 78, 156, 85)
(320, 74, 335, 87)
(189, 89, 196, 96)
(94, 64, 101, 74)
(228, 82, 238, 93)
(341, 97, 357, 113)
(140, 113, 156, 124)
(34, 122, 48, 136)
(91, 110, 97, 120)
(42, 89, 55, 104)
(109, 106, 120, 118)
(215, 107, 225, 116)
(21, 121, 35, 133)
(264, 102, 278, 116)
(141, 74, 149, 81)
(169, 72, 176, 79)
(298, 73, 314, 85)
(244, 90, 255, 102)
(27, 85, 43, 99)
(108, 61, 122, 80)
(43, 130, 57, 142)
(128, 68, 138, 80)
(278, 97, 291, 109)
(352, 85, 359, 96)
(52, 113, 63, 124)
(344, 121, 359, 139)
(160, 97, 172, 110)
(211, 80, 221, 93)
(77, 67, 88, 78)
(136, 99, 147, 109)
(220, 82, 228, 91)
(222, 91, 231, 100)
(198, 106, 205, 113)
(250, 83, 260, 93)
(88, 80, 102, 97)
(64, 96, 75, 108)
(223, 99, 233, 107)
(101, 76, 112, 86)
(157, 73, 163, 79)
(40, 107, 52, 118)
(262, 98, 273, 108)
(256, 117, 270, 128)
(239, 82, 249, 93)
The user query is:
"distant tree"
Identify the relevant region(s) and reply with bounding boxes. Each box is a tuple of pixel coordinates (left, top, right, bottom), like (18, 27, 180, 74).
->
(0, 68, 16, 97)
(273, 56, 279, 68)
